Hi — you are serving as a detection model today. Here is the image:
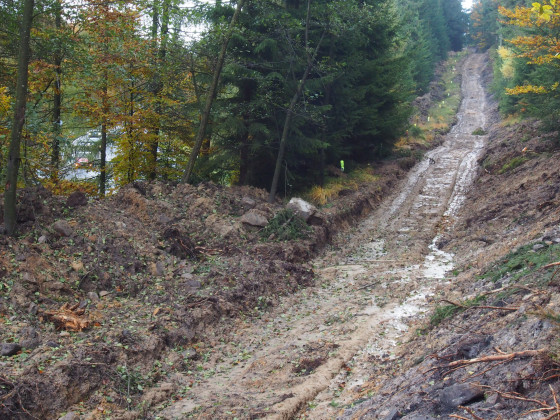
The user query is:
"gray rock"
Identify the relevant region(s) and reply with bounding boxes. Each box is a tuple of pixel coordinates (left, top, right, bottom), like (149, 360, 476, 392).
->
(533, 243, 546, 251)
(38, 235, 48, 244)
(99, 290, 110, 297)
(181, 347, 198, 360)
(15, 253, 26, 261)
(28, 302, 38, 315)
(240, 196, 257, 210)
(19, 326, 40, 349)
(286, 197, 317, 222)
(115, 221, 127, 229)
(401, 415, 436, 420)
(87, 292, 100, 302)
(1, 343, 22, 357)
(183, 280, 201, 290)
(53, 220, 73, 237)
(181, 272, 194, 280)
(439, 383, 484, 409)
(240, 211, 268, 227)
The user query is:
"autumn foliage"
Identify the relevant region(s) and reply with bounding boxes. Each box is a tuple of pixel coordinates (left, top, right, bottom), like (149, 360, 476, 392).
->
(499, 1, 560, 101)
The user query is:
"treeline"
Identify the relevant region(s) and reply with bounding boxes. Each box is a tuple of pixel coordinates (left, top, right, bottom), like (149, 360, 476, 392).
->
(471, 0, 560, 129)
(1, 0, 466, 218)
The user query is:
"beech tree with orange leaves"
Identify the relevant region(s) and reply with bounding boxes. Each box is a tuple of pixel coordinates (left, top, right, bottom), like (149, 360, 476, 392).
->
(499, 0, 560, 125)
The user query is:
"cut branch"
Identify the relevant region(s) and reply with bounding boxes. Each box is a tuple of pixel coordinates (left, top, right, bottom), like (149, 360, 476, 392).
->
(438, 299, 520, 312)
(543, 262, 560, 269)
(427, 349, 545, 375)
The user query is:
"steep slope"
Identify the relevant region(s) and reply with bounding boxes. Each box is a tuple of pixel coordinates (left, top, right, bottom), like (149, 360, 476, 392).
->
(328, 75, 560, 419)
(156, 53, 491, 419)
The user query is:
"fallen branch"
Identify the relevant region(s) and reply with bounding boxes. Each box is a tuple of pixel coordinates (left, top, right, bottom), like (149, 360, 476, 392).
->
(427, 349, 545, 375)
(458, 405, 484, 420)
(549, 385, 560, 420)
(477, 383, 550, 407)
(439, 299, 519, 312)
(543, 262, 560, 269)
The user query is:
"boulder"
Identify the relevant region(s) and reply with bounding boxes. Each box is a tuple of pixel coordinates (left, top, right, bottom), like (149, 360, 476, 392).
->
(19, 326, 40, 349)
(58, 411, 79, 420)
(240, 196, 257, 210)
(439, 383, 484, 409)
(240, 210, 268, 227)
(53, 220, 73, 237)
(286, 197, 317, 222)
(1, 342, 22, 357)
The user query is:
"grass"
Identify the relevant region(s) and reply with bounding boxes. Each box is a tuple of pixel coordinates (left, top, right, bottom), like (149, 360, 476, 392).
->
(498, 156, 529, 174)
(500, 113, 524, 127)
(481, 242, 560, 286)
(430, 242, 560, 327)
(304, 167, 379, 206)
(430, 294, 486, 326)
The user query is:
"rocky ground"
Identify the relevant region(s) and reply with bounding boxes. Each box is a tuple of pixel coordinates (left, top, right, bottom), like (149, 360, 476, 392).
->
(1, 50, 559, 420)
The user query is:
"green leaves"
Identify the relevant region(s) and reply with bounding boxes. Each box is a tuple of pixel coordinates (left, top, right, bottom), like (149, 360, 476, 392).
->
(532, 2, 555, 21)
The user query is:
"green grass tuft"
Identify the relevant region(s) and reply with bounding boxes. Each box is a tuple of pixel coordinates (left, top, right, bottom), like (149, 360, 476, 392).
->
(498, 156, 529, 174)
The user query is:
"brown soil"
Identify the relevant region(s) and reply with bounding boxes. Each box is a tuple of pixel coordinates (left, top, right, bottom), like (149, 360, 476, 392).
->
(0, 141, 404, 419)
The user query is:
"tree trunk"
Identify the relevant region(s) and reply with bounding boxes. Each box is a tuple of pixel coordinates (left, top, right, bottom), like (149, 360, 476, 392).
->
(148, 0, 159, 180)
(238, 125, 250, 185)
(3, 0, 34, 235)
(100, 71, 108, 196)
(268, 0, 323, 203)
(181, 0, 245, 184)
(148, 0, 170, 181)
(100, 120, 107, 196)
(51, 0, 62, 182)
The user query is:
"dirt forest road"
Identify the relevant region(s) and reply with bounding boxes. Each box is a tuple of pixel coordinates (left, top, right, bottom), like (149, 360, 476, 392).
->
(158, 53, 489, 420)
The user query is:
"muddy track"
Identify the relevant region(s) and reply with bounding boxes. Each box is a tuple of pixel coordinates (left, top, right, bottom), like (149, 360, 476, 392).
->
(157, 53, 489, 420)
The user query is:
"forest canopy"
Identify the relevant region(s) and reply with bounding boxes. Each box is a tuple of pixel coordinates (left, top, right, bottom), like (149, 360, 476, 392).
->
(1, 0, 466, 232)
(471, 0, 560, 129)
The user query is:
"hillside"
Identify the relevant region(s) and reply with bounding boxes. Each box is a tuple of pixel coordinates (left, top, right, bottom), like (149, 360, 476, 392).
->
(2, 51, 560, 420)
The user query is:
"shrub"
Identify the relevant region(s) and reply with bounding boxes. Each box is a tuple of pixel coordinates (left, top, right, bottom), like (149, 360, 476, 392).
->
(260, 209, 311, 242)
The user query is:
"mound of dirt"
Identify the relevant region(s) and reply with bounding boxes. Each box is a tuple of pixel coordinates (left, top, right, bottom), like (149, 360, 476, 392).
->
(0, 166, 403, 418)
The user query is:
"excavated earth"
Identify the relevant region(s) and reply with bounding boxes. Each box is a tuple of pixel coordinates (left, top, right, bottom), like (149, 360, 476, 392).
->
(1, 51, 560, 420)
